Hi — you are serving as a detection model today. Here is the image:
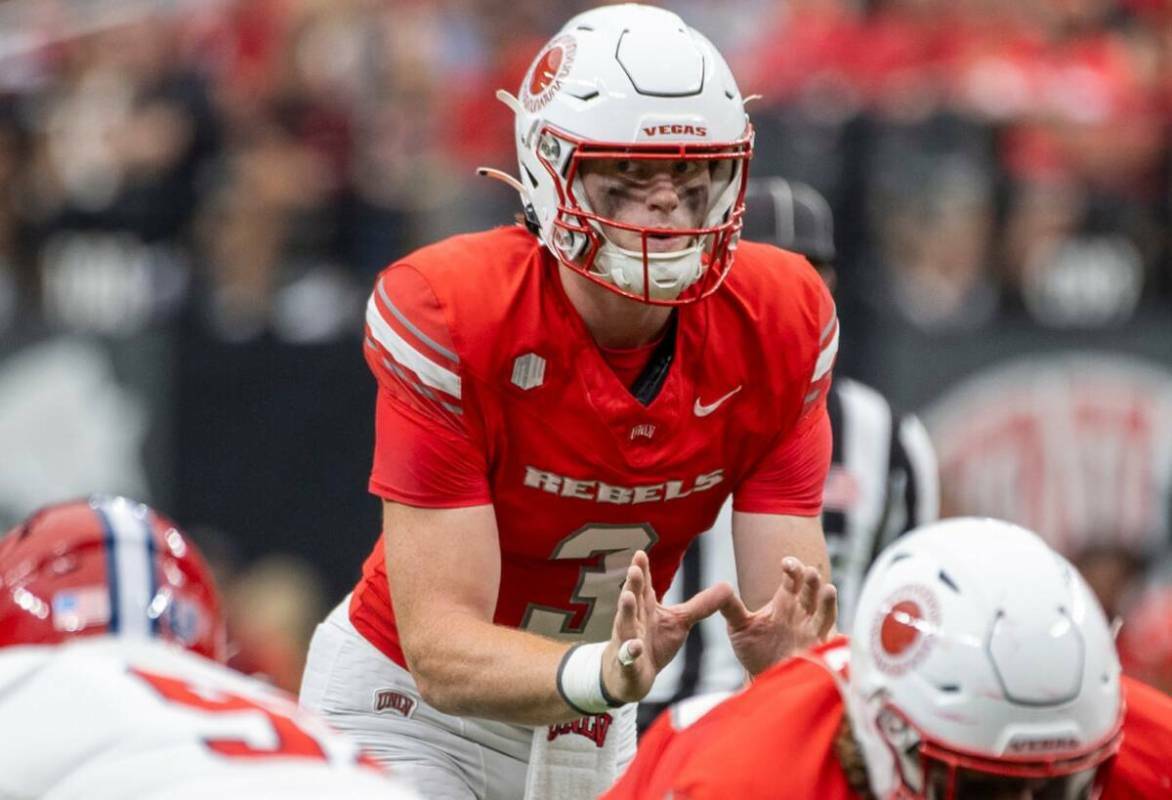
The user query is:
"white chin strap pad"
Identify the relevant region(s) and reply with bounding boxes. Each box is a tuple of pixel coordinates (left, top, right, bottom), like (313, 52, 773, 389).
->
(571, 176, 705, 300)
(594, 241, 704, 300)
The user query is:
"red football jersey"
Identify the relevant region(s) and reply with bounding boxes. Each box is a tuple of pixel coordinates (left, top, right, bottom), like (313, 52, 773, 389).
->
(607, 642, 1169, 800)
(350, 225, 837, 668)
(1105, 675, 1172, 799)
(604, 637, 858, 800)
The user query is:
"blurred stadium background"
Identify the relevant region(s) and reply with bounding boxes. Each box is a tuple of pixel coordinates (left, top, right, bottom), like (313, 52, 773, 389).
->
(1, 0, 1170, 693)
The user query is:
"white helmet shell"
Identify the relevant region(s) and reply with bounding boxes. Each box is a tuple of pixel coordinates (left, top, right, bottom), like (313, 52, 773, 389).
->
(500, 3, 752, 304)
(847, 518, 1123, 798)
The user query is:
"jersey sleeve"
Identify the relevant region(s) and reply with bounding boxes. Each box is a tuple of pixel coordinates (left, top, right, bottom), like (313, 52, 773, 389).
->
(609, 693, 733, 799)
(1106, 676, 1172, 798)
(733, 391, 832, 516)
(364, 265, 491, 507)
(800, 281, 839, 425)
(732, 278, 837, 516)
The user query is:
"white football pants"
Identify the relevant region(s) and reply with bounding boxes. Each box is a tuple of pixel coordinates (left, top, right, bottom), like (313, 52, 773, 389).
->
(299, 598, 636, 800)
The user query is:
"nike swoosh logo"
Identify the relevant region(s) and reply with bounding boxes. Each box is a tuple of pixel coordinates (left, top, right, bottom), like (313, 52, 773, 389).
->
(694, 385, 742, 417)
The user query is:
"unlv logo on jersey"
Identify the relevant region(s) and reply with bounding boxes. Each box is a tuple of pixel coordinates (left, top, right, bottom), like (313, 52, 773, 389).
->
(548, 713, 613, 748)
(373, 689, 417, 718)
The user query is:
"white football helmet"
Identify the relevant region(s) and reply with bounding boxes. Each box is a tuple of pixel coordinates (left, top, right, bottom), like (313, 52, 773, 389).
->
(847, 518, 1123, 800)
(488, 3, 752, 304)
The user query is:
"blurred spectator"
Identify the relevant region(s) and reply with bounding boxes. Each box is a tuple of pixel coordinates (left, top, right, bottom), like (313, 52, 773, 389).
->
(864, 133, 1001, 330)
(191, 123, 362, 343)
(226, 554, 327, 693)
(20, 12, 217, 336)
(0, 338, 149, 528)
(1003, 176, 1151, 326)
(1119, 575, 1172, 695)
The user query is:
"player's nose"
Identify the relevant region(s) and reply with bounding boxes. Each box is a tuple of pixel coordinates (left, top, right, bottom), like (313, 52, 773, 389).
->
(645, 176, 681, 216)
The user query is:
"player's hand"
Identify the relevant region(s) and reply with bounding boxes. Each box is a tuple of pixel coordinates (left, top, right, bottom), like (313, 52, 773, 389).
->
(600, 550, 734, 704)
(720, 556, 837, 677)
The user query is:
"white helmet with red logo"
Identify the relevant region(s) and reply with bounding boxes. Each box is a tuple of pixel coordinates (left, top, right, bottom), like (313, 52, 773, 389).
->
(847, 518, 1123, 800)
(490, 3, 752, 304)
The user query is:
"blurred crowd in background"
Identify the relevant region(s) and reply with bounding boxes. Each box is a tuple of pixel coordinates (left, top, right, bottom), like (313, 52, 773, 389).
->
(1, 0, 1171, 694)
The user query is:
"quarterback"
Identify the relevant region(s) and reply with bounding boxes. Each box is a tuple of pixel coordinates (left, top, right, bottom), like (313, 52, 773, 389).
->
(607, 518, 1172, 799)
(0, 497, 419, 800)
(300, 4, 838, 799)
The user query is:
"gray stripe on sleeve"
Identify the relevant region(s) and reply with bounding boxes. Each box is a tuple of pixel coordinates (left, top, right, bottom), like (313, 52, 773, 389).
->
(377, 280, 459, 364)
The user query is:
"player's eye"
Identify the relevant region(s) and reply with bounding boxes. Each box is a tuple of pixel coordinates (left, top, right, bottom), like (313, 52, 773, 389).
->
(615, 160, 631, 174)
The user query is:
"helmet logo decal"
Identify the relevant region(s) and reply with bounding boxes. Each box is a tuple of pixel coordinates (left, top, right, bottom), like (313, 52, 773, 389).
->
(880, 600, 923, 656)
(524, 35, 577, 113)
(529, 48, 563, 95)
(872, 585, 940, 675)
(51, 587, 110, 631)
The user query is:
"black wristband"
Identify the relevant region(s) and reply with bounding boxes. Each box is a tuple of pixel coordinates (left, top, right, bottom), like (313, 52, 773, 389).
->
(599, 665, 626, 709)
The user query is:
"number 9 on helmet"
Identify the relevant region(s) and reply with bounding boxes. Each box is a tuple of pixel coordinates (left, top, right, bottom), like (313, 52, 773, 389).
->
(0, 496, 226, 662)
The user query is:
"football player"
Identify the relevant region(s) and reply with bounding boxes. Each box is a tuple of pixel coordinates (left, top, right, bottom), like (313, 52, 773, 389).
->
(643, 177, 939, 727)
(300, 4, 837, 798)
(606, 518, 1172, 799)
(0, 496, 419, 799)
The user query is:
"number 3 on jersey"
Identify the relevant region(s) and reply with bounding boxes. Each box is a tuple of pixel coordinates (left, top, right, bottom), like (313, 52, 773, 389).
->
(521, 523, 658, 641)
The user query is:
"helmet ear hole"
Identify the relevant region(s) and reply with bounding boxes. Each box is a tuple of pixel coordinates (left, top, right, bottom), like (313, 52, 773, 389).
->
(553, 227, 578, 258)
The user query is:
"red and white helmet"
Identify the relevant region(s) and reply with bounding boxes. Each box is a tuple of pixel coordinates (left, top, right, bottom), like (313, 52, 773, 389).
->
(848, 518, 1123, 800)
(0, 496, 225, 661)
(493, 3, 752, 304)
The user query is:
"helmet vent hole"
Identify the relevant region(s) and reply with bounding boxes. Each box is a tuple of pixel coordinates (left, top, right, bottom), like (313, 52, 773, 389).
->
(937, 570, 960, 594)
(724, 89, 734, 100)
(523, 165, 539, 189)
(937, 684, 961, 693)
(576, 25, 594, 31)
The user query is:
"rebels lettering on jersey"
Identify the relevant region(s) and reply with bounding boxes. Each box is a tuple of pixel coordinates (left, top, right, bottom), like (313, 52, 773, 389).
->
(353, 226, 836, 668)
(522, 466, 724, 504)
